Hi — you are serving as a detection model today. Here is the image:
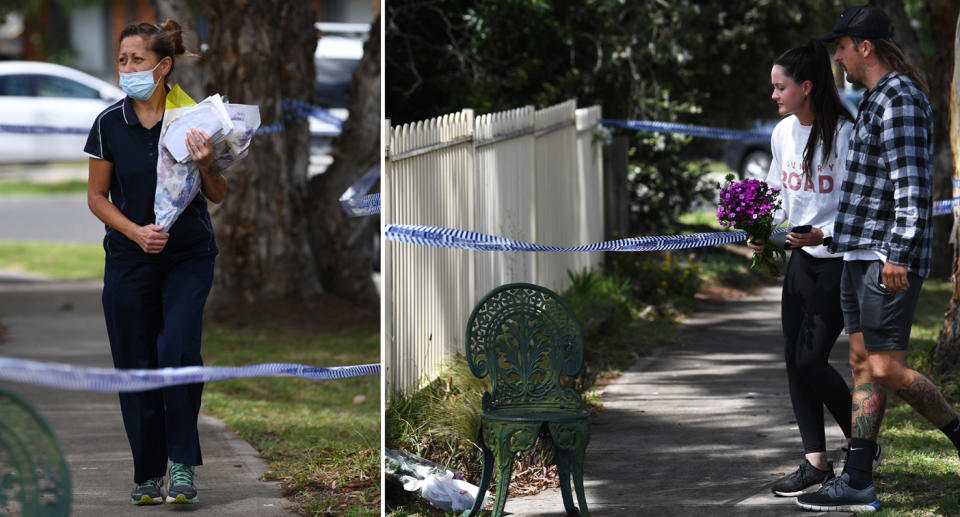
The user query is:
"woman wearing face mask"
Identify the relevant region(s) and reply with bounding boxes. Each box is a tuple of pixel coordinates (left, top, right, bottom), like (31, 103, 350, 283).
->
(748, 40, 864, 498)
(84, 19, 225, 506)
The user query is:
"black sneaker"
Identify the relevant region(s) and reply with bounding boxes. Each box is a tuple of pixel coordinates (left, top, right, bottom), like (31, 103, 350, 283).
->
(771, 459, 835, 496)
(795, 473, 880, 512)
(130, 477, 164, 505)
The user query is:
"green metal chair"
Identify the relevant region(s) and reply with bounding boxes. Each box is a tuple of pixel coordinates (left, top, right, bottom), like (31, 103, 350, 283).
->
(0, 388, 70, 516)
(464, 283, 589, 517)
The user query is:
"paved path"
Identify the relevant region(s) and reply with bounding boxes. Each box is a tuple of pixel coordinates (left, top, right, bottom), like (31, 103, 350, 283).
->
(506, 286, 851, 516)
(0, 193, 104, 243)
(0, 278, 296, 516)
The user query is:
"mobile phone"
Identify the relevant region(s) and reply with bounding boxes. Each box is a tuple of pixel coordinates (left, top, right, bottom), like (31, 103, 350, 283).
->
(784, 225, 812, 250)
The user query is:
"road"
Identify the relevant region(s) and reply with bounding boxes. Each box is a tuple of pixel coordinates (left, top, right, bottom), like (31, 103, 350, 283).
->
(0, 163, 104, 243)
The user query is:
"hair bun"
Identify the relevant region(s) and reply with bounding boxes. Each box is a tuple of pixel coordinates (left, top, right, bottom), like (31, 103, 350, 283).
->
(160, 19, 185, 56)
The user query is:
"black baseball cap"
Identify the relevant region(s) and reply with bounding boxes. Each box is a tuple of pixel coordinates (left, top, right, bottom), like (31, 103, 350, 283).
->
(816, 5, 894, 41)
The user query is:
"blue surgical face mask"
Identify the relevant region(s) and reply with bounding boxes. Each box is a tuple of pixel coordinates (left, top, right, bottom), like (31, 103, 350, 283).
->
(119, 60, 164, 100)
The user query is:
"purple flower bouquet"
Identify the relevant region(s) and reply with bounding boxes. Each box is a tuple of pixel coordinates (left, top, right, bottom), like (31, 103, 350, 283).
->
(716, 174, 785, 276)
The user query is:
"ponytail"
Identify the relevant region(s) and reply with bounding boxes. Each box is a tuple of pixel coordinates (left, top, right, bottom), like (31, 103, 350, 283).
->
(774, 39, 854, 177)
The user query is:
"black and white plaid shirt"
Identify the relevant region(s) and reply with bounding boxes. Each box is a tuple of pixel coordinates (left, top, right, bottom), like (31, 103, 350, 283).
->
(828, 71, 933, 278)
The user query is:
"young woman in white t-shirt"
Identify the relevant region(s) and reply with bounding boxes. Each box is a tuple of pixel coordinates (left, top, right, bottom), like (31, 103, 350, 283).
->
(748, 39, 856, 497)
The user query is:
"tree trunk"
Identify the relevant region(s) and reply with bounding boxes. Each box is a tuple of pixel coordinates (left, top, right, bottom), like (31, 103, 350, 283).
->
(306, 15, 380, 306)
(872, 0, 956, 279)
(925, 0, 959, 279)
(931, 9, 960, 374)
(204, 0, 319, 311)
(147, 0, 207, 99)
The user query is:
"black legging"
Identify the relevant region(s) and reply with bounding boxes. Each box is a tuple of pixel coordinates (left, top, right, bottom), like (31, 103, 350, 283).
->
(782, 249, 852, 454)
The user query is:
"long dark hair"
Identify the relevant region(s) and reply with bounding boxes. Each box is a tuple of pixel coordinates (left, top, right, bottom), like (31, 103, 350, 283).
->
(851, 36, 929, 95)
(774, 40, 854, 176)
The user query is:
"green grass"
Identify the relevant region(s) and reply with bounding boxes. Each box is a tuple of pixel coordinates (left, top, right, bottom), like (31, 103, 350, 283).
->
(871, 279, 959, 516)
(201, 323, 380, 516)
(0, 240, 104, 279)
(0, 179, 87, 194)
(675, 210, 722, 230)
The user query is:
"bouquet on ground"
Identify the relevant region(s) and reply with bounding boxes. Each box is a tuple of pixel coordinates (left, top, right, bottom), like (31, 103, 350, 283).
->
(716, 173, 784, 276)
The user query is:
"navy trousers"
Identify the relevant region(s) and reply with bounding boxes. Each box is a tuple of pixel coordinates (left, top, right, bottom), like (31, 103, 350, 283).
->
(102, 255, 214, 483)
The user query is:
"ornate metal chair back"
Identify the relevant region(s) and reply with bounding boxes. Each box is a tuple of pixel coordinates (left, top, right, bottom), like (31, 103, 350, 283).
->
(0, 388, 71, 516)
(465, 283, 584, 412)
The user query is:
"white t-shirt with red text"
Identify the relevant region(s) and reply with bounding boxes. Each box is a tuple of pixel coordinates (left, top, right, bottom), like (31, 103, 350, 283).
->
(765, 115, 853, 259)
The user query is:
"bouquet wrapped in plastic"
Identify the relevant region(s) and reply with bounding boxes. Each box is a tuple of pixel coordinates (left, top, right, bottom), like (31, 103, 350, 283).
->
(154, 85, 260, 229)
(716, 173, 785, 276)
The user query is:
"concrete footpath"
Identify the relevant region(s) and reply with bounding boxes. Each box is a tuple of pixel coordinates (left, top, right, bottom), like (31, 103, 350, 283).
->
(0, 275, 296, 516)
(506, 286, 851, 516)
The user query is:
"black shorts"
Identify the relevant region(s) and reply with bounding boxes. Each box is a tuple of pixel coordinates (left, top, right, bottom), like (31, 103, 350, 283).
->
(840, 260, 923, 351)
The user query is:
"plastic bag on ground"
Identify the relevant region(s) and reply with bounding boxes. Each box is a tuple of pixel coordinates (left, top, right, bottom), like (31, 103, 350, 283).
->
(384, 448, 489, 512)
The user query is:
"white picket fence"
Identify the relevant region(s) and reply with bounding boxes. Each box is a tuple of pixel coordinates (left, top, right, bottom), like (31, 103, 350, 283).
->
(383, 99, 604, 395)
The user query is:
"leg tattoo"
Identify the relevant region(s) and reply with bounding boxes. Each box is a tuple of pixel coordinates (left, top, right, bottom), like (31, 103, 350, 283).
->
(852, 382, 886, 441)
(893, 371, 957, 429)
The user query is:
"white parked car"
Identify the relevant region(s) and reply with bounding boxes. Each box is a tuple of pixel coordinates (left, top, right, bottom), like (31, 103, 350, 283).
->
(0, 61, 124, 164)
(309, 22, 367, 176)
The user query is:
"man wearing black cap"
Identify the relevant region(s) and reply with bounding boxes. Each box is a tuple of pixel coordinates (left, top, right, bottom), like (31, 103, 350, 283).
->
(795, 5, 953, 513)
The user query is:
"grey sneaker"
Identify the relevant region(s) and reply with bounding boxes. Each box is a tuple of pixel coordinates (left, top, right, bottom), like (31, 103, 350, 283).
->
(796, 473, 880, 512)
(771, 459, 835, 497)
(130, 477, 164, 505)
(166, 463, 198, 504)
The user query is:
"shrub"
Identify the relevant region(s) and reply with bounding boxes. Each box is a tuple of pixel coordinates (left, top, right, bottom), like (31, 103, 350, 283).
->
(609, 252, 701, 313)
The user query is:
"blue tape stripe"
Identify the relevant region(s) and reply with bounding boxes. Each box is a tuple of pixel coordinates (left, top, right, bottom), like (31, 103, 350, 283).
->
(340, 164, 381, 217)
(0, 356, 379, 393)
(256, 122, 286, 135)
(341, 193, 380, 217)
(385, 224, 789, 252)
(602, 119, 772, 141)
(0, 124, 88, 135)
(283, 99, 344, 129)
(934, 197, 960, 216)
(387, 196, 960, 253)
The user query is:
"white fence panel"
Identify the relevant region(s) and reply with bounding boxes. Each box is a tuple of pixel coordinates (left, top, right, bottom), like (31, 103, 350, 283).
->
(384, 110, 476, 395)
(474, 106, 537, 298)
(534, 100, 579, 291)
(576, 106, 605, 272)
(385, 100, 602, 395)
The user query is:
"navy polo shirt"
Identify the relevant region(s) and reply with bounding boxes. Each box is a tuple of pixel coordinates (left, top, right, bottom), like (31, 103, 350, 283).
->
(84, 95, 218, 262)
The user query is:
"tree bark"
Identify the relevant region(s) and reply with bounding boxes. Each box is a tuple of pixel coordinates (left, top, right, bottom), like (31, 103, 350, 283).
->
(147, 0, 207, 99)
(204, 0, 319, 311)
(307, 15, 380, 307)
(932, 9, 960, 374)
(872, 0, 956, 278)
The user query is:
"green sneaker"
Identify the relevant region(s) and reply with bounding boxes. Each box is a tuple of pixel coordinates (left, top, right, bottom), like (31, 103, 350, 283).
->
(130, 477, 164, 505)
(165, 463, 199, 504)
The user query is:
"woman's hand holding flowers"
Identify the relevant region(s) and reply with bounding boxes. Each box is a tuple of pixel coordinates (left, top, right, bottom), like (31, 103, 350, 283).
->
(185, 128, 214, 170)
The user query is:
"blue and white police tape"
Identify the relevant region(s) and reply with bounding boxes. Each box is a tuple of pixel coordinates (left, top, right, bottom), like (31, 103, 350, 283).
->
(0, 356, 379, 393)
(255, 100, 344, 135)
(602, 119, 772, 141)
(386, 224, 789, 253)
(283, 99, 344, 129)
(340, 164, 381, 217)
(934, 197, 960, 216)
(0, 124, 88, 135)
